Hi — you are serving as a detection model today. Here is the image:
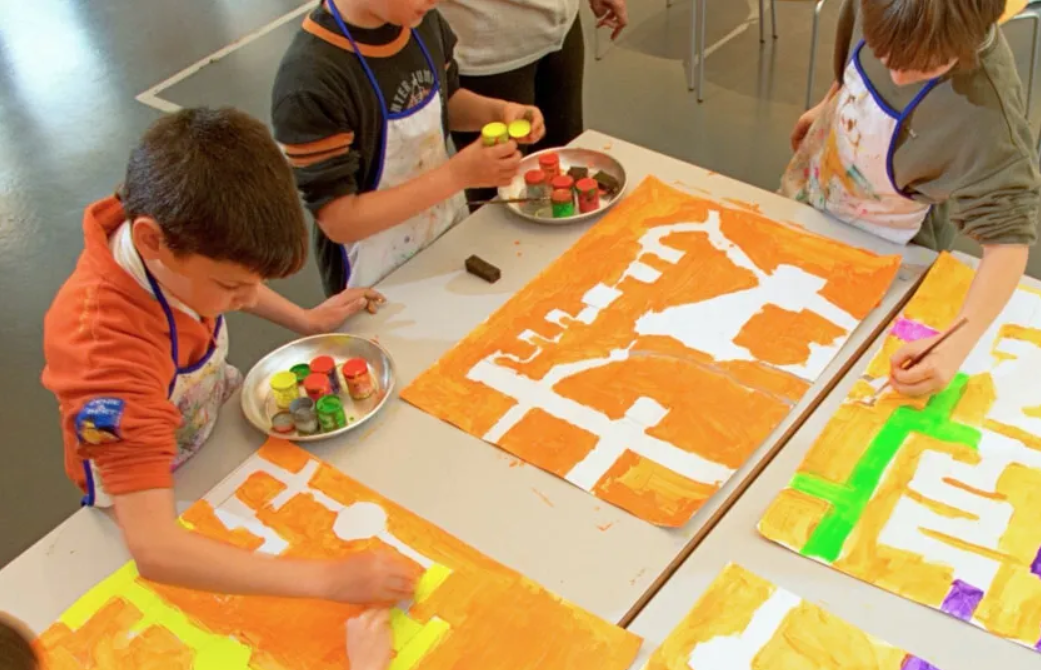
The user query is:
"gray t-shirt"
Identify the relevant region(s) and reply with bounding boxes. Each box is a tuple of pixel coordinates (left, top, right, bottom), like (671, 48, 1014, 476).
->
(830, 0, 1039, 250)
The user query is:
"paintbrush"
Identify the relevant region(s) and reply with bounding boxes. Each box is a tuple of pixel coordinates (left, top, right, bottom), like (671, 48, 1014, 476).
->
(858, 317, 969, 407)
(467, 197, 549, 207)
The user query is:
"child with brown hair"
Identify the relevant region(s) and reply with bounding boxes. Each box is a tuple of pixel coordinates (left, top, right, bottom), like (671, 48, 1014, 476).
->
(42, 107, 420, 604)
(0, 615, 37, 670)
(783, 0, 1040, 397)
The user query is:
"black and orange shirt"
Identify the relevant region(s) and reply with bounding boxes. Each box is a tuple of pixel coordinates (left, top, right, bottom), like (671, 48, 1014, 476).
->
(272, 4, 461, 294)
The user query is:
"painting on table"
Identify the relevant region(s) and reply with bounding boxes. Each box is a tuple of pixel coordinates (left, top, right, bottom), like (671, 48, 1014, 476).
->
(642, 563, 941, 670)
(760, 252, 1041, 652)
(36, 439, 641, 669)
(402, 176, 902, 526)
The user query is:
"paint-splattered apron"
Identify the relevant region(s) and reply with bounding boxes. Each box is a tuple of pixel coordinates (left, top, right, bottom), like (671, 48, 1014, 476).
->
(82, 268, 241, 507)
(780, 40, 941, 245)
(327, 3, 468, 289)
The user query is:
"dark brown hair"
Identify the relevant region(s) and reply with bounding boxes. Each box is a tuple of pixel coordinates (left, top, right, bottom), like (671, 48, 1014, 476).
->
(0, 615, 38, 670)
(122, 107, 307, 278)
(861, 0, 1005, 72)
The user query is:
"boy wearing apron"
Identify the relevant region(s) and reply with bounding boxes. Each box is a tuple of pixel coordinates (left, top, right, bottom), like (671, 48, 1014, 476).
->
(42, 109, 419, 605)
(272, 0, 546, 296)
(782, 0, 1039, 397)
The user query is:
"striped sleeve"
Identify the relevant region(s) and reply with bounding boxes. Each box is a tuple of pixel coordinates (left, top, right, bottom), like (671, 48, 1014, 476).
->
(271, 92, 362, 212)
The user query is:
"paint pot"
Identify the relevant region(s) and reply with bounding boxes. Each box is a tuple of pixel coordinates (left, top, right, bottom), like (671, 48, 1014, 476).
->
(551, 189, 575, 218)
(303, 373, 332, 402)
(290, 363, 311, 384)
(271, 411, 296, 434)
(310, 355, 341, 393)
(576, 177, 600, 213)
(269, 371, 299, 410)
(342, 358, 375, 400)
(550, 174, 574, 193)
(481, 122, 509, 146)
(508, 119, 531, 141)
(289, 397, 319, 435)
(538, 152, 561, 179)
(317, 395, 348, 432)
(524, 169, 548, 213)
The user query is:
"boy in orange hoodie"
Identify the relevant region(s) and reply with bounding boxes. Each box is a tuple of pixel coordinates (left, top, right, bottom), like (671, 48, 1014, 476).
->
(42, 107, 419, 604)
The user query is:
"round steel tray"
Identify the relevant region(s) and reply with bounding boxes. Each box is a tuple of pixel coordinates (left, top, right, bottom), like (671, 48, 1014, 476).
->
(241, 334, 395, 442)
(498, 147, 627, 225)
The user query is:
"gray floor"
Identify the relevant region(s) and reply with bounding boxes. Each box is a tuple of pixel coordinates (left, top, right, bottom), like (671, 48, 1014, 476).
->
(0, 0, 1038, 568)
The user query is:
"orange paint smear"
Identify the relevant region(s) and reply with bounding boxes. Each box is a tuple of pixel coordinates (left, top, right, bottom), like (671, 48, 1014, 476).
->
(236, 470, 288, 509)
(39, 440, 641, 670)
(402, 177, 900, 525)
(530, 488, 555, 507)
(722, 197, 762, 213)
(592, 450, 717, 527)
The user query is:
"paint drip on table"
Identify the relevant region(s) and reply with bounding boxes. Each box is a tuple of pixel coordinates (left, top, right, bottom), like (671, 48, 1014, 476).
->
(36, 439, 640, 669)
(760, 252, 1041, 652)
(402, 176, 901, 526)
(642, 563, 942, 670)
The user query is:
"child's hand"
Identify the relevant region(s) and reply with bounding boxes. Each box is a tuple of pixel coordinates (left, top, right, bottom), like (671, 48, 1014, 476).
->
(590, 0, 629, 40)
(346, 609, 394, 670)
(304, 288, 385, 334)
(502, 103, 546, 144)
(791, 104, 823, 152)
(449, 138, 522, 189)
(322, 547, 423, 604)
(889, 329, 974, 397)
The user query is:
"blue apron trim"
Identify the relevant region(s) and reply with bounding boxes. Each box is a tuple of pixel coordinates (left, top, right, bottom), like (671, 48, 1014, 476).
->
(852, 40, 942, 198)
(325, 1, 443, 290)
(81, 459, 96, 507)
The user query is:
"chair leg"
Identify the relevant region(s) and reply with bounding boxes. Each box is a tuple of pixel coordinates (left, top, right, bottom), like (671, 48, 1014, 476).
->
(687, 0, 699, 91)
(698, 0, 707, 102)
(806, 0, 826, 109)
(771, 0, 778, 39)
(759, 0, 765, 43)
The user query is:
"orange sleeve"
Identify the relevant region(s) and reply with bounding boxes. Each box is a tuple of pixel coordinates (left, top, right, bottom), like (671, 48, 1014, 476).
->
(42, 272, 182, 497)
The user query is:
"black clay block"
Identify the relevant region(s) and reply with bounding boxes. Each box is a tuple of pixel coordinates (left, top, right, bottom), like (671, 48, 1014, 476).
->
(465, 255, 501, 283)
(593, 170, 620, 195)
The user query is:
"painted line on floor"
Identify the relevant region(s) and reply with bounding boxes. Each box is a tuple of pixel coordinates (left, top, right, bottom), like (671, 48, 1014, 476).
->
(135, 1, 312, 113)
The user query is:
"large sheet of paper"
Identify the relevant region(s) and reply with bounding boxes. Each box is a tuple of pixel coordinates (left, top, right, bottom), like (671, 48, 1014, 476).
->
(403, 177, 901, 526)
(37, 439, 641, 669)
(760, 252, 1041, 652)
(642, 563, 942, 670)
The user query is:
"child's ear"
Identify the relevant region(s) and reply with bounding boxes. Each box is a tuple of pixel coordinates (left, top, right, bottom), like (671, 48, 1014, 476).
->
(130, 217, 167, 261)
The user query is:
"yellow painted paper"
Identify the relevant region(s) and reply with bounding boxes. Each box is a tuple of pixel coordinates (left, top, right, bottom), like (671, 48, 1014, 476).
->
(37, 439, 641, 669)
(760, 252, 1041, 653)
(403, 177, 901, 526)
(644, 564, 939, 670)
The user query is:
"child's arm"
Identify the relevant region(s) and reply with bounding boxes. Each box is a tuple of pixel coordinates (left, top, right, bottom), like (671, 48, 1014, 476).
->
(890, 244, 1028, 396)
(114, 488, 422, 601)
(346, 609, 394, 670)
(244, 285, 385, 335)
(315, 140, 521, 244)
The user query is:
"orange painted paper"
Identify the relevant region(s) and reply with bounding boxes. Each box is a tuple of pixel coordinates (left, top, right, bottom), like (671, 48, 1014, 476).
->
(760, 253, 1041, 653)
(37, 439, 641, 669)
(403, 177, 901, 526)
(644, 564, 937, 669)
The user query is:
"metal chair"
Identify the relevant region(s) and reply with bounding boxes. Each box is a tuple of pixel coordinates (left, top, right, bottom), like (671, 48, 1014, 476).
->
(687, 0, 778, 101)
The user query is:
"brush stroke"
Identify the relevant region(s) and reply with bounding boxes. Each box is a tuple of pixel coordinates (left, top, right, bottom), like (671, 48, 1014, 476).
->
(403, 177, 900, 526)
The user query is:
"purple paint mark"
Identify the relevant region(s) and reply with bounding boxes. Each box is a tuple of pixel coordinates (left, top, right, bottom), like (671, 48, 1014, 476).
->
(1035, 635, 1041, 652)
(901, 656, 941, 670)
(1031, 544, 1041, 578)
(940, 580, 985, 621)
(892, 317, 940, 343)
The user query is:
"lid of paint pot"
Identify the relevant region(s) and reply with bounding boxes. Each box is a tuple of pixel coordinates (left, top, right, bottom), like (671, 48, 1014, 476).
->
(481, 122, 507, 140)
(508, 119, 532, 139)
(550, 175, 574, 191)
(310, 355, 335, 374)
(290, 363, 311, 382)
(576, 177, 599, 193)
(303, 373, 331, 393)
(317, 395, 344, 413)
(524, 169, 547, 185)
(538, 152, 560, 167)
(271, 411, 295, 432)
(270, 371, 297, 391)
(341, 358, 368, 378)
(551, 189, 573, 203)
(289, 397, 315, 413)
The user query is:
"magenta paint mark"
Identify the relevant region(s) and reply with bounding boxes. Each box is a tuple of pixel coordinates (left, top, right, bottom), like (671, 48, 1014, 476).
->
(1031, 545, 1041, 577)
(892, 317, 939, 342)
(940, 580, 984, 621)
(901, 656, 941, 670)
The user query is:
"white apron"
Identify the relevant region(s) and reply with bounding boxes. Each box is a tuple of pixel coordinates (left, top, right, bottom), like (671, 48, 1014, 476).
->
(81, 267, 241, 507)
(780, 40, 941, 244)
(328, 3, 468, 289)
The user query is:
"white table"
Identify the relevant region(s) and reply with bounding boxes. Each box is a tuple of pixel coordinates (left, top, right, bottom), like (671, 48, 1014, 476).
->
(0, 131, 934, 635)
(627, 250, 1037, 669)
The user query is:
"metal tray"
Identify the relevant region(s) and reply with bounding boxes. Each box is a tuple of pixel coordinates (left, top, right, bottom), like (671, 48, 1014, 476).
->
(498, 147, 627, 225)
(241, 334, 395, 442)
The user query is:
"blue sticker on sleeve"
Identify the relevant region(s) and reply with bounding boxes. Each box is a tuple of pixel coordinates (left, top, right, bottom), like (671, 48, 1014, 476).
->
(75, 398, 125, 445)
